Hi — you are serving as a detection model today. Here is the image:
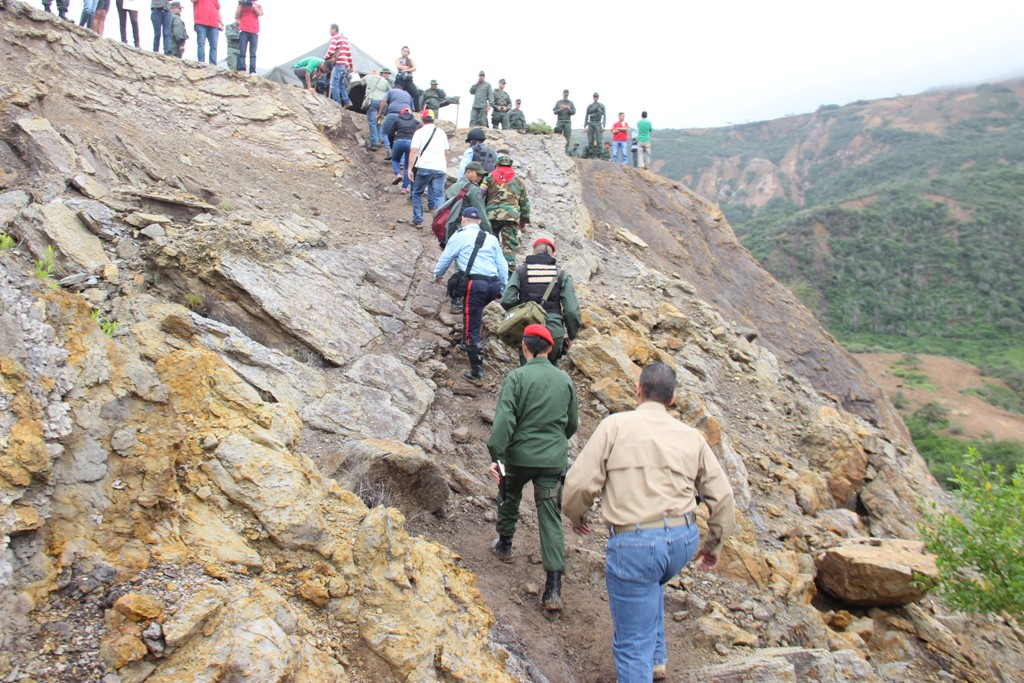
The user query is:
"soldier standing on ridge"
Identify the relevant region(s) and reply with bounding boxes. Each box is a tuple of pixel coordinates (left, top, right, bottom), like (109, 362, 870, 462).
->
(509, 99, 526, 131)
(469, 71, 493, 127)
(553, 89, 575, 151)
(420, 80, 446, 119)
(586, 92, 606, 155)
(168, 0, 188, 57)
(42, 0, 69, 19)
(492, 79, 512, 129)
(488, 323, 579, 611)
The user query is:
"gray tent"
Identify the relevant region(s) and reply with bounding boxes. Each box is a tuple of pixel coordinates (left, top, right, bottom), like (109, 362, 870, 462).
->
(263, 40, 387, 108)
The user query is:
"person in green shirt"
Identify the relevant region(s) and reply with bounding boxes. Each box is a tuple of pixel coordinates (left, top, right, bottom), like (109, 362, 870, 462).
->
(168, 1, 188, 58)
(469, 71, 493, 127)
(637, 110, 653, 169)
(491, 79, 512, 129)
(509, 99, 527, 131)
(292, 57, 327, 90)
(488, 324, 579, 611)
(552, 89, 575, 151)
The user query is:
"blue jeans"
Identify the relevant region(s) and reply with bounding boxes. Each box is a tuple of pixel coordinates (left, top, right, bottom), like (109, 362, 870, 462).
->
(612, 140, 629, 164)
(390, 139, 412, 189)
(330, 64, 350, 105)
(380, 112, 399, 153)
(410, 169, 445, 224)
(366, 100, 382, 146)
(195, 24, 218, 65)
(151, 8, 171, 54)
(605, 522, 699, 682)
(237, 31, 258, 73)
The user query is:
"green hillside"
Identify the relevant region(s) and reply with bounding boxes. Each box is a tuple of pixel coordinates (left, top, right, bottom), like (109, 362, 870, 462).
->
(655, 81, 1024, 387)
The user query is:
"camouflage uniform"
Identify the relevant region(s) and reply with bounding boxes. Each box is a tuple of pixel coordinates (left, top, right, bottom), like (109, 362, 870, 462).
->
(492, 89, 512, 129)
(586, 100, 606, 150)
(482, 157, 531, 270)
(509, 108, 527, 131)
(469, 78, 493, 127)
(420, 86, 447, 118)
(169, 12, 188, 57)
(553, 97, 575, 150)
(225, 22, 240, 73)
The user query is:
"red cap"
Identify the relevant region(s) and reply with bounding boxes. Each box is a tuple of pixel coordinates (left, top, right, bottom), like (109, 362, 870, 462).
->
(533, 237, 555, 253)
(523, 324, 554, 347)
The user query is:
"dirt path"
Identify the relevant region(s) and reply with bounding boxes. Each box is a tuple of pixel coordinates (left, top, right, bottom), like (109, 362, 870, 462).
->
(856, 353, 1024, 442)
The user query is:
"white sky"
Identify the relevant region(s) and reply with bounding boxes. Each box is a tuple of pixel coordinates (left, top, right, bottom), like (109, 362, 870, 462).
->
(119, 0, 1024, 129)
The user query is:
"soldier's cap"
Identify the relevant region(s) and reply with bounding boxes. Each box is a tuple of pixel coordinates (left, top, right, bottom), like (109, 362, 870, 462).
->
(169, 1, 181, 6)
(381, 67, 391, 73)
(523, 324, 554, 347)
(496, 154, 513, 166)
(593, 92, 600, 97)
(464, 161, 486, 174)
(430, 79, 438, 85)
(499, 79, 506, 84)
(562, 89, 569, 95)
(478, 70, 486, 76)
(533, 237, 555, 253)
(515, 99, 521, 104)
(462, 207, 481, 219)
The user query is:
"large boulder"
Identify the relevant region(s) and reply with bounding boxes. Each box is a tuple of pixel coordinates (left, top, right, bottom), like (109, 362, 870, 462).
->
(815, 539, 938, 606)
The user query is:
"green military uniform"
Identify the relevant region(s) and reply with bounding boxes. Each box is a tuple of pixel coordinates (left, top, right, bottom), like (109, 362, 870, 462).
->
(225, 22, 240, 74)
(482, 159, 531, 270)
(586, 99, 606, 150)
(602, 144, 612, 160)
(169, 12, 188, 57)
(553, 96, 576, 150)
(444, 177, 492, 239)
(567, 144, 581, 158)
(492, 89, 512, 129)
(42, 0, 68, 18)
(501, 254, 582, 365)
(469, 78, 493, 127)
(420, 86, 447, 119)
(488, 357, 579, 573)
(509, 108, 527, 131)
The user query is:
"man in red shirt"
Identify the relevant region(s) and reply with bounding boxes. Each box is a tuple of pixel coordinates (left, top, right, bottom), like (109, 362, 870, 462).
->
(191, 0, 222, 65)
(324, 23, 353, 108)
(234, 0, 262, 74)
(611, 112, 630, 166)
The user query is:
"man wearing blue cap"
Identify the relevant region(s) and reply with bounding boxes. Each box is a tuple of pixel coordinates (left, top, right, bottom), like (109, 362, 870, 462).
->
(433, 207, 507, 381)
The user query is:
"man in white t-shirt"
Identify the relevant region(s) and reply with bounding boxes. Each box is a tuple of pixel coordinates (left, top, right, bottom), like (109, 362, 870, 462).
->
(406, 112, 450, 228)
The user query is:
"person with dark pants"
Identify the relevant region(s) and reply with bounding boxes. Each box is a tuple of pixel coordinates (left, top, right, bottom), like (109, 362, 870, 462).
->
(116, 0, 140, 46)
(79, 0, 96, 28)
(388, 107, 420, 192)
(432, 208, 508, 381)
(487, 324, 579, 611)
(151, 0, 172, 54)
(375, 86, 413, 160)
(234, 0, 261, 73)
(564, 362, 737, 682)
(92, 0, 111, 36)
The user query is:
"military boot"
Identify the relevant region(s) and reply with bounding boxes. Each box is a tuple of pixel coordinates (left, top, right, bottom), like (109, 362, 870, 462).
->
(463, 344, 483, 382)
(541, 571, 562, 611)
(491, 536, 513, 563)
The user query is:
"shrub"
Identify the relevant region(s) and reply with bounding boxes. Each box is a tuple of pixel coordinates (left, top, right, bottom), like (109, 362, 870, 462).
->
(526, 119, 553, 135)
(918, 448, 1024, 618)
(0, 232, 15, 251)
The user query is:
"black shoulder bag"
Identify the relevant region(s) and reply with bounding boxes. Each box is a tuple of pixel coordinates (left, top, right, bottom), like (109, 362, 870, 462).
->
(446, 230, 487, 301)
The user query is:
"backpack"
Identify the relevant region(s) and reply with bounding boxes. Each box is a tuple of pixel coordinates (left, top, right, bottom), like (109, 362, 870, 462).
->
(495, 272, 560, 347)
(431, 184, 470, 246)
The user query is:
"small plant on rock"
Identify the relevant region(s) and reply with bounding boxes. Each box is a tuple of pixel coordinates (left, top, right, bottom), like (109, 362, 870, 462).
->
(0, 232, 15, 251)
(33, 245, 58, 289)
(184, 293, 204, 312)
(918, 448, 1024, 618)
(91, 309, 121, 337)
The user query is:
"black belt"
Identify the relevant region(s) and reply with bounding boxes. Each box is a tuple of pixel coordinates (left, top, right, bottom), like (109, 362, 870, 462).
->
(468, 274, 498, 282)
(609, 512, 696, 535)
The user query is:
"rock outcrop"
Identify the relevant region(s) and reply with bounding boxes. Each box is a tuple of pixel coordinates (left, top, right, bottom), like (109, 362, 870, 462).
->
(0, 4, 1020, 682)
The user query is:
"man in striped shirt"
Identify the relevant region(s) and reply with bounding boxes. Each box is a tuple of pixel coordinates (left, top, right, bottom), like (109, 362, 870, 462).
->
(324, 24, 353, 108)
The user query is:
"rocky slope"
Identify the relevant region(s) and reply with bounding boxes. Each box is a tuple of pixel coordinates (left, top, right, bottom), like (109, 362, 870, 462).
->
(1, 3, 1022, 682)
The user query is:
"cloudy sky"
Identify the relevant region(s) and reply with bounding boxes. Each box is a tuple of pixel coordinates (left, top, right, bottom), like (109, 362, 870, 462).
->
(121, 0, 1023, 129)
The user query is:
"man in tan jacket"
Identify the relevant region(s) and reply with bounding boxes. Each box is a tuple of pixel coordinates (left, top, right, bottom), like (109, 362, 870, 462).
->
(563, 362, 736, 682)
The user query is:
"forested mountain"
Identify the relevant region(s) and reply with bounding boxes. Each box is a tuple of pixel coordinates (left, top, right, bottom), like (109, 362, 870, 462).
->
(654, 80, 1024, 377)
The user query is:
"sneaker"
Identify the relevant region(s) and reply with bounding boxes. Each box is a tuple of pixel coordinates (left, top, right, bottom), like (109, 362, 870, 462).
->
(401, 187, 409, 194)
(384, 153, 392, 161)
(463, 368, 483, 382)
(450, 301, 462, 314)
(410, 221, 423, 229)
(392, 174, 402, 185)
(653, 664, 667, 680)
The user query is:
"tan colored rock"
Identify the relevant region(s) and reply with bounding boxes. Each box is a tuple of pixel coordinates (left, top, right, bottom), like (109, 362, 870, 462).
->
(162, 587, 226, 648)
(125, 212, 173, 228)
(99, 631, 149, 669)
(299, 580, 330, 607)
(11, 504, 42, 533)
(688, 656, 797, 682)
(114, 593, 166, 621)
(689, 613, 759, 649)
(14, 118, 77, 174)
(801, 406, 869, 506)
(816, 539, 938, 606)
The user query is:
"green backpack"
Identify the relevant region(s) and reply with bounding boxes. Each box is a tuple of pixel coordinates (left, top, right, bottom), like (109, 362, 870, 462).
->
(495, 271, 560, 347)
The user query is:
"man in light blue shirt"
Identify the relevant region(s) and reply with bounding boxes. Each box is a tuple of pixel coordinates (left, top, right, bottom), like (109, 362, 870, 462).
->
(434, 207, 507, 381)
